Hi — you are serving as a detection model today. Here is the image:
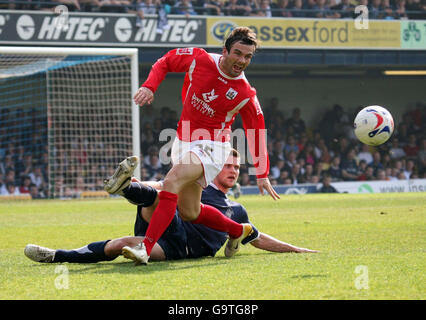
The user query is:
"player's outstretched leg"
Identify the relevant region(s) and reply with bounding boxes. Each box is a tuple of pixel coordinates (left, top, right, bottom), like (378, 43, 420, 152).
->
(104, 156, 139, 195)
(24, 241, 115, 263)
(224, 223, 253, 258)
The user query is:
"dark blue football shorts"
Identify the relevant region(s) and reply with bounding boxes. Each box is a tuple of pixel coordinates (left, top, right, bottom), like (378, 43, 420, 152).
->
(134, 209, 189, 260)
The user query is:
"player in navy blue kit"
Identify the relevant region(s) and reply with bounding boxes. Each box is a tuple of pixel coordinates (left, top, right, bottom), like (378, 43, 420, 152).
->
(24, 149, 317, 264)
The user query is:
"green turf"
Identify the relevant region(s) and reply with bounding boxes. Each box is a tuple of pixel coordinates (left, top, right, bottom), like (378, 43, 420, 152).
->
(0, 193, 425, 300)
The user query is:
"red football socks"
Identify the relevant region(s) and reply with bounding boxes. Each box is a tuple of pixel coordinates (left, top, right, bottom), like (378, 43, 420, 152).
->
(143, 190, 178, 256)
(192, 203, 243, 239)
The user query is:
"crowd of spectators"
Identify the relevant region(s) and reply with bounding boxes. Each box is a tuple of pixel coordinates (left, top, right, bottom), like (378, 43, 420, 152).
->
(0, 98, 425, 198)
(137, 100, 426, 190)
(0, 144, 49, 199)
(1, 0, 425, 20)
(1, 1, 424, 199)
(258, 100, 426, 190)
(117, 100, 426, 185)
(136, 100, 426, 192)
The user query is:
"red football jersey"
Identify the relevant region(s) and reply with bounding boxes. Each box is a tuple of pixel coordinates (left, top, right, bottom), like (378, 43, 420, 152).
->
(141, 47, 269, 178)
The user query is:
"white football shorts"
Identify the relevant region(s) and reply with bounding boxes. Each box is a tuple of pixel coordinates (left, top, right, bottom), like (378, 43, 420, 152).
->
(171, 137, 232, 188)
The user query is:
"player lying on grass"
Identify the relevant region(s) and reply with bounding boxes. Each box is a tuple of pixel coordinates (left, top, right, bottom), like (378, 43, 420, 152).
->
(24, 150, 317, 264)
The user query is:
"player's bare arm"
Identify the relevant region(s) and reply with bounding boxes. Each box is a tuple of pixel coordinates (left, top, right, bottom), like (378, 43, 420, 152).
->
(133, 86, 154, 107)
(257, 178, 280, 200)
(250, 233, 318, 253)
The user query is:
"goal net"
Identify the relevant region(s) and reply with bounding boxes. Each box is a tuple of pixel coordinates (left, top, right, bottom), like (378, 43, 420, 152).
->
(0, 47, 140, 199)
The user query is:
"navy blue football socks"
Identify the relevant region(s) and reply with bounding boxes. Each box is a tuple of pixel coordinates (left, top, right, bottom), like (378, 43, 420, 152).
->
(122, 182, 157, 207)
(53, 240, 115, 263)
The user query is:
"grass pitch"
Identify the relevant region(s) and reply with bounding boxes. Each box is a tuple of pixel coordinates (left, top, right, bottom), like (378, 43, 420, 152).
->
(0, 193, 425, 300)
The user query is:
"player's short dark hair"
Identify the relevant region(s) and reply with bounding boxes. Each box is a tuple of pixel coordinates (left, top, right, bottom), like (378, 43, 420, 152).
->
(224, 27, 259, 53)
(230, 148, 240, 159)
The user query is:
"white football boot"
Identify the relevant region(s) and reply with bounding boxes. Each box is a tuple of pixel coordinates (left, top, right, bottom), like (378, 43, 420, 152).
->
(103, 156, 139, 195)
(24, 244, 56, 263)
(122, 242, 149, 265)
(224, 223, 253, 258)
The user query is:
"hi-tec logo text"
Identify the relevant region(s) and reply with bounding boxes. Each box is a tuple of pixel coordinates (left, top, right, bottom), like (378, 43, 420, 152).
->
(38, 16, 105, 41)
(134, 19, 200, 43)
(3, 12, 201, 44)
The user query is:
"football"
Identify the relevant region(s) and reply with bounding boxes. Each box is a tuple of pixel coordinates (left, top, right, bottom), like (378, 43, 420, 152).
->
(354, 105, 394, 146)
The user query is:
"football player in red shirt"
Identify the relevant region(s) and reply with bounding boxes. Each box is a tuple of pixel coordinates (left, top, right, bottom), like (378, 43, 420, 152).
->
(105, 27, 279, 264)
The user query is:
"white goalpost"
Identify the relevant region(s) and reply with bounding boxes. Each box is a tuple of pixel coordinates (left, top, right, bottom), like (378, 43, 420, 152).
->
(0, 47, 140, 198)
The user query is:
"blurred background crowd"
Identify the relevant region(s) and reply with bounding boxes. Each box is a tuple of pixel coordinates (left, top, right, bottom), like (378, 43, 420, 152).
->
(0, 0, 425, 198)
(0, 0, 425, 20)
(135, 100, 426, 188)
(1, 99, 425, 198)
